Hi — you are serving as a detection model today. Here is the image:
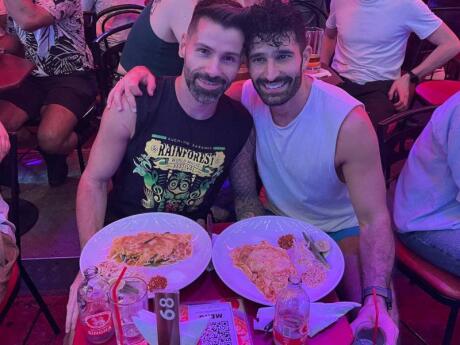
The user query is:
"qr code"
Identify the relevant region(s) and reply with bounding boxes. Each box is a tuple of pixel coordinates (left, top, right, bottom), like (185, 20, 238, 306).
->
(199, 320, 233, 345)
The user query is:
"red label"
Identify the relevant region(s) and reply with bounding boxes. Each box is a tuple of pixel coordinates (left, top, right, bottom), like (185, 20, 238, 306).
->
(273, 329, 308, 345)
(83, 311, 113, 336)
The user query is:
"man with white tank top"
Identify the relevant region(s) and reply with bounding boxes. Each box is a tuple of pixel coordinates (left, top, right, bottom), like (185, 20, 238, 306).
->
(233, 1, 399, 343)
(106, 1, 399, 342)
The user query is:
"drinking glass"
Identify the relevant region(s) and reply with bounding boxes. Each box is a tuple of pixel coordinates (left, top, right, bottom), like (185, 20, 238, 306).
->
(305, 27, 324, 74)
(109, 277, 148, 345)
(353, 326, 386, 345)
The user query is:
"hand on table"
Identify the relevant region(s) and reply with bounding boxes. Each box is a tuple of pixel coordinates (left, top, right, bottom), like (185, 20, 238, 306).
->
(388, 74, 410, 112)
(351, 298, 399, 345)
(66, 272, 84, 336)
(107, 66, 156, 113)
(0, 122, 11, 162)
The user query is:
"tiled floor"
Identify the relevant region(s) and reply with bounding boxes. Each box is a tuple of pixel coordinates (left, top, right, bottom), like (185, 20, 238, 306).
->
(0, 146, 459, 345)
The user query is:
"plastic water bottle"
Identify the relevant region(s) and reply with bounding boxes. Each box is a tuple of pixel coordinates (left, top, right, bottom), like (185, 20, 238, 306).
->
(273, 275, 310, 345)
(78, 267, 115, 344)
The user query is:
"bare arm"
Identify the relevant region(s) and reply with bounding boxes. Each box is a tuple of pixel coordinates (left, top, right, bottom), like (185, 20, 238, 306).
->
(389, 23, 460, 111)
(230, 128, 265, 220)
(411, 23, 460, 78)
(320, 27, 337, 66)
(336, 107, 394, 289)
(67, 99, 136, 335)
(225, 80, 244, 102)
(76, 99, 136, 249)
(4, 0, 54, 32)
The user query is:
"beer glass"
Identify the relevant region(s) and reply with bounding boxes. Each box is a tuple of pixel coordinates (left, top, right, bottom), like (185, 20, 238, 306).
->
(305, 27, 323, 73)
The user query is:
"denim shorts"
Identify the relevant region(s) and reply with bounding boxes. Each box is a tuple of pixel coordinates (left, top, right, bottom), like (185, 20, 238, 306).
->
(398, 229, 460, 277)
(328, 226, 360, 242)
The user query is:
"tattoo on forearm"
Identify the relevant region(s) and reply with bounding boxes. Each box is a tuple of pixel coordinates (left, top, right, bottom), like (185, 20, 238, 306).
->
(230, 129, 265, 220)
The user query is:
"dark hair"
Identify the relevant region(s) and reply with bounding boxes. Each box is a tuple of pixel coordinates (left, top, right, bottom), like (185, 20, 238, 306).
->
(244, 0, 306, 54)
(188, 0, 245, 35)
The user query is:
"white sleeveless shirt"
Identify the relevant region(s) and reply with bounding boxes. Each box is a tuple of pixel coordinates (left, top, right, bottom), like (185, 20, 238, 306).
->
(241, 78, 362, 232)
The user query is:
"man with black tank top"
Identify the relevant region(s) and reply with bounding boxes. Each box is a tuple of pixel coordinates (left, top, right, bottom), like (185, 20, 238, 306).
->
(65, 0, 263, 335)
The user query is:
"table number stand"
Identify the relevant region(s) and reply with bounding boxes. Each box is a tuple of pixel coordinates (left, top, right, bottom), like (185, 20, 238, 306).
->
(154, 291, 180, 345)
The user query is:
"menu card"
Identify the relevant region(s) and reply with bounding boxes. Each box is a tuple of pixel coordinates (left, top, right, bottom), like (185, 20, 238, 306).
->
(180, 299, 253, 345)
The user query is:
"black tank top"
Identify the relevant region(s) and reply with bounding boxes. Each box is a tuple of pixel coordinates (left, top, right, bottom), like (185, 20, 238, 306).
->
(109, 77, 253, 221)
(120, 3, 184, 76)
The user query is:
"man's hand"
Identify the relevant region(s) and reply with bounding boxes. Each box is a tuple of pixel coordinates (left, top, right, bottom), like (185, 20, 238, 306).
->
(0, 122, 11, 162)
(388, 74, 410, 112)
(65, 273, 84, 334)
(351, 298, 399, 345)
(106, 66, 156, 113)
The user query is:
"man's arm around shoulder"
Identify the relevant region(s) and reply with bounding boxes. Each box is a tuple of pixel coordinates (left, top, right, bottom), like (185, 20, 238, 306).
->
(230, 128, 265, 220)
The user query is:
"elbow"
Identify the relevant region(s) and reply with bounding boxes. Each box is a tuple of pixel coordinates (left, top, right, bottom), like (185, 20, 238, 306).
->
(441, 37, 460, 59)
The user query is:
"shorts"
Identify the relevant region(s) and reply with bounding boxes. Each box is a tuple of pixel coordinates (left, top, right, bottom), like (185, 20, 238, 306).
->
(0, 72, 98, 120)
(328, 226, 360, 242)
(264, 208, 360, 242)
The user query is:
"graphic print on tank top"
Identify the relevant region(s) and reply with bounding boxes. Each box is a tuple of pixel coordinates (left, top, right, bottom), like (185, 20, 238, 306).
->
(132, 134, 226, 214)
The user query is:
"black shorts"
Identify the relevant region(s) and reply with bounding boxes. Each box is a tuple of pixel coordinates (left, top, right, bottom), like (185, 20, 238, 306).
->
(0, 73, 98, 120)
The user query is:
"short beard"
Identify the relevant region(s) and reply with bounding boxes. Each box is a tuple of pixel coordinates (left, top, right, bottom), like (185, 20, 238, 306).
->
(254, 70, 302, 106)
(184, 66, 229, 104)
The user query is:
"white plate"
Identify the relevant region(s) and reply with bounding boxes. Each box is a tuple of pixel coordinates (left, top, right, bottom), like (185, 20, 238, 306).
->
(212, 216, 345, 305)
(80, 213, 212, 296)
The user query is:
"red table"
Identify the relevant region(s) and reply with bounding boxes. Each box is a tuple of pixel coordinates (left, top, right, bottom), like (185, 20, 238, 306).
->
(0, 53, 34, 91)
(72, 223, 354, 345)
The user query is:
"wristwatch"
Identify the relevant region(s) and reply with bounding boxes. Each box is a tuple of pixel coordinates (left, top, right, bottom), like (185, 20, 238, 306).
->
(408, 70, 420, 84)
(362, 286, 393, 310)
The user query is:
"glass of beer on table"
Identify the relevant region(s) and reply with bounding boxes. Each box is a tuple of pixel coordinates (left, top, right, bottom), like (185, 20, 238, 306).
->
(305, 27, 323, 74)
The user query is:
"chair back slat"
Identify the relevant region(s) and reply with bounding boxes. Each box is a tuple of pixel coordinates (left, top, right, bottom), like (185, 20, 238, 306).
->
(377, 106, 437, 187)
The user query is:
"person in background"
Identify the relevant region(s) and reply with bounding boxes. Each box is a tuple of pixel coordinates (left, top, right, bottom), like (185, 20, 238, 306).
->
(81, 0, 145, 48)
(0, 0, 97, 187)
(321, 0, 460, 127)
(108, 1, 399, 342)
(118, 0, 258, 77)
(65, 0, 261, 336)
(394, 92, 460, 277)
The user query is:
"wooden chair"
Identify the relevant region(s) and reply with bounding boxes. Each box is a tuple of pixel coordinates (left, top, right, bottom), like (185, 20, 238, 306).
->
(93, 23, 139, 106)
(377, 106, 437, 187)
(377, 107, 460, 345)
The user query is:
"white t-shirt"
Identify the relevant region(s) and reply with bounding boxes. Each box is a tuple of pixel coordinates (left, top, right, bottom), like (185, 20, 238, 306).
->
(326, 0, 442, 84)
(241, 78, 362, 232)
(394, 92, 460, 232)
